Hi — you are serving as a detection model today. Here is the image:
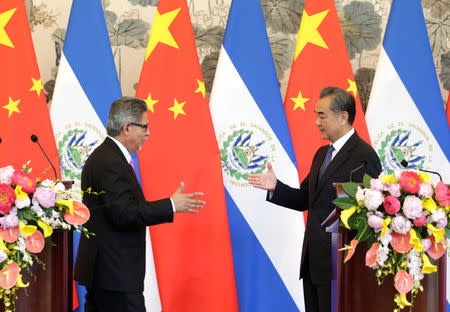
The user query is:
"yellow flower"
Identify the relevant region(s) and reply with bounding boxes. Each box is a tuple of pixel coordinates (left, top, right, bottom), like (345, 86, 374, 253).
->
(394, 293, 412, 308)
(340, 206, 357, 230)
(421, 253, 437, 274)
(37, 221, 53, 238)
(382, 175, 396, 184)
(19, 220, 36, 237)
(381, 217, 392, 237)
(409, 229, 423, 252)
(0, 237, 10, 254)
(427, 224, 445, 243)
(422, 198, 437, 214)
(14, 186, 27, 200)
(56, 199, 74, 214)
(16, 274, 29, 288)
(418, 172, 430, 183)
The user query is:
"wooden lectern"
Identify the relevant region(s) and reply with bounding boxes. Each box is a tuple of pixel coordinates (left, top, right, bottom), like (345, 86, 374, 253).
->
(1, 181, 74, 312)
(323, 183, 447, 312)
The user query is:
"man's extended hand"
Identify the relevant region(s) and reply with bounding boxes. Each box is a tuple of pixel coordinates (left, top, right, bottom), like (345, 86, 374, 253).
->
(171, 182, 205, 213)
(248, 162, 277, 191)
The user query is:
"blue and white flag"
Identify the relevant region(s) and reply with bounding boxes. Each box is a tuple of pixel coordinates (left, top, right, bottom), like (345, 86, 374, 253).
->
(50, 0, 160, 311)
(365, 0, 450, 308)
(209, 0, 304, 310)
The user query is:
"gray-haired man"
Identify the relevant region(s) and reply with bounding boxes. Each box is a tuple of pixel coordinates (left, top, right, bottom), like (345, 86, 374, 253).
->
(75, 96, 205, 311)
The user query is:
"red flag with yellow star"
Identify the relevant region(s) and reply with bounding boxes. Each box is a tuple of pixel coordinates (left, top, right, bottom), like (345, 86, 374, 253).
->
(284, 0, 370, 183)
(135, 0, 238, 311)
(0, 1, 60, 179)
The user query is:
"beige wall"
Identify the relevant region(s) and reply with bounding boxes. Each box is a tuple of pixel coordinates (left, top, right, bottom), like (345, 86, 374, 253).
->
(27, 0, 449, 109)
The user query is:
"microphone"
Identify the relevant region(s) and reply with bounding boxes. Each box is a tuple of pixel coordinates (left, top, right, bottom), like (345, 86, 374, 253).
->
(349, 160, 367, 182)
(30, 134, 58, 180)
(401, 160, 442, 182)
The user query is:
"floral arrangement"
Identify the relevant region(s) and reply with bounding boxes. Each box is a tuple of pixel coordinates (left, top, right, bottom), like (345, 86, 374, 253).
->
(0, 164, 90, 311)
(333, 170, 449, 312)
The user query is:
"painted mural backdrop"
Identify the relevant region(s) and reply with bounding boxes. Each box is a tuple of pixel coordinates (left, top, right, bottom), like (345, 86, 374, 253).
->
(25, 0, 449, 111)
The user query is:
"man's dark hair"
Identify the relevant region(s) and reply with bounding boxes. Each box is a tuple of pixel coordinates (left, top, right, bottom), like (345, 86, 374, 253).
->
(106, 96, 148, 136)
(319, 87, 356, 125)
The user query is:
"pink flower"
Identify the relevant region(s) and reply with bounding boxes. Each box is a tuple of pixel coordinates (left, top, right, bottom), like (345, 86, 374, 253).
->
(402, 195, 423, 219)
(388, 183, 401, 197)
(11, 170, 36, 194)
(436, 217, 447, 229)
(33, 187, 56, 209)
(435, 182, 449, 207)
(421, 238, 431, 252)
(391, 215, 412, 234)
(400, 171, 421, 194)
(370, 178, 384, 191)
(413, 215, 426, 227)
(419, 183, 433, 198)
(395, 270, 414, 294)
(0, 166, 14, 184)
(0, 184, 15, 215)
(384, 195, 401, 215)
(0, 215, 19, 228)
(368, 214, 384, 232)
(364, 189, 384, 210)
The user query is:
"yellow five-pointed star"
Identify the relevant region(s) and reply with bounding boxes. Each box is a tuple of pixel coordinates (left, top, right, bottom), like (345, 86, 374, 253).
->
(346, 79, 358, 97)
(168, 98, 186, 119)
(3, 97, 20, 117)
(294, 9, 329, 60)
(145, 8, 180, 61)
(29, 77, 44, 96)
(194, 79, 206, 99)
(144, 92, 159, 113)
(0, 8, 16, 48)
(291, 90, 309, 111)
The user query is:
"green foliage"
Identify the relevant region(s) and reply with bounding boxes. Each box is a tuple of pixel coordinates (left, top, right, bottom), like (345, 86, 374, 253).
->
(342, 181, 359, 198)
(363, 173, 372, 189)
(332, 196, 356, 210)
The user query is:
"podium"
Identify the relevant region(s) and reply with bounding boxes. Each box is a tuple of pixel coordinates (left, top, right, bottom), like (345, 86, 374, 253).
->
(323, 183, 447, 312)
(1, 182, 74, 312)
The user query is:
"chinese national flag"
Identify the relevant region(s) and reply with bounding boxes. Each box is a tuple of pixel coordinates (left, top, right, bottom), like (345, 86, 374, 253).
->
(0, 1, 60, 179)
(135, 0, 238, 311)
(284, 0, 370, 184)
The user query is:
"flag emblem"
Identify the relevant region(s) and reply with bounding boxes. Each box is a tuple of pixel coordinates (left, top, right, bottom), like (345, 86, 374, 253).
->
(55, 124, 103, 181)
(372, 123, 429, 173)
(219, 123, 272, 184)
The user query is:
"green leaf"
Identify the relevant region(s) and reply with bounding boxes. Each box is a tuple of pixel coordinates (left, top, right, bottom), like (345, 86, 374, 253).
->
(445, 227, 450, 239)
(332, 196, 356, 210)
(363, 173, 372, 189)
(17, 207, 38, 221)
(349, 214, 373, 242)
(342, 182, 359, 198)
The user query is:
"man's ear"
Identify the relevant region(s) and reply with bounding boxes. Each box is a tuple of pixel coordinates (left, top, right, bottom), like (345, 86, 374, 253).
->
(121, 122, 130, 136)
(341, 111, 349, 125)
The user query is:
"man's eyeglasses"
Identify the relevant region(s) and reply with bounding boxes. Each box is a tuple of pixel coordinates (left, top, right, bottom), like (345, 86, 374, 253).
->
(129, 122, 149, 131)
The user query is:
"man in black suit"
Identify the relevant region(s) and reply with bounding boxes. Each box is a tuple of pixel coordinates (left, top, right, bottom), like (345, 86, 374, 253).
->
(248, 87, 381, 312)
(75, 96, 205, 312)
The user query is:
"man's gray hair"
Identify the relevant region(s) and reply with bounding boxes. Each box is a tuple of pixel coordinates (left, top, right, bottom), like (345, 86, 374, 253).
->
(319, 87, 356, 125)
(106, 96, 148, 136)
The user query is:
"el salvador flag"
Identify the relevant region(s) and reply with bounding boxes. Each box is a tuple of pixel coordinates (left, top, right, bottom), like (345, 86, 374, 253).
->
(365, 0, 450, 309)
(209, 0, 305, 310)
(50, 0, 161, 311)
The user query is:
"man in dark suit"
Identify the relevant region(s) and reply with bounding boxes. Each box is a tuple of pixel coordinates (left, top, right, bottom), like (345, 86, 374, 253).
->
(248, 87, 381, 312)
(75, 96, 205, 312)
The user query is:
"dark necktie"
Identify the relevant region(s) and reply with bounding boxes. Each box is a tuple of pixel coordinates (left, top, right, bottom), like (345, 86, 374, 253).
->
(318, 145, 334, 179)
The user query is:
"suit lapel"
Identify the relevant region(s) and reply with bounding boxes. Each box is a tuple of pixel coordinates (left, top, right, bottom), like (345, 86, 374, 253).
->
(104, 138, 144, 197)
(314, 132, 359, 199)
(308, 146, 328, 204)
